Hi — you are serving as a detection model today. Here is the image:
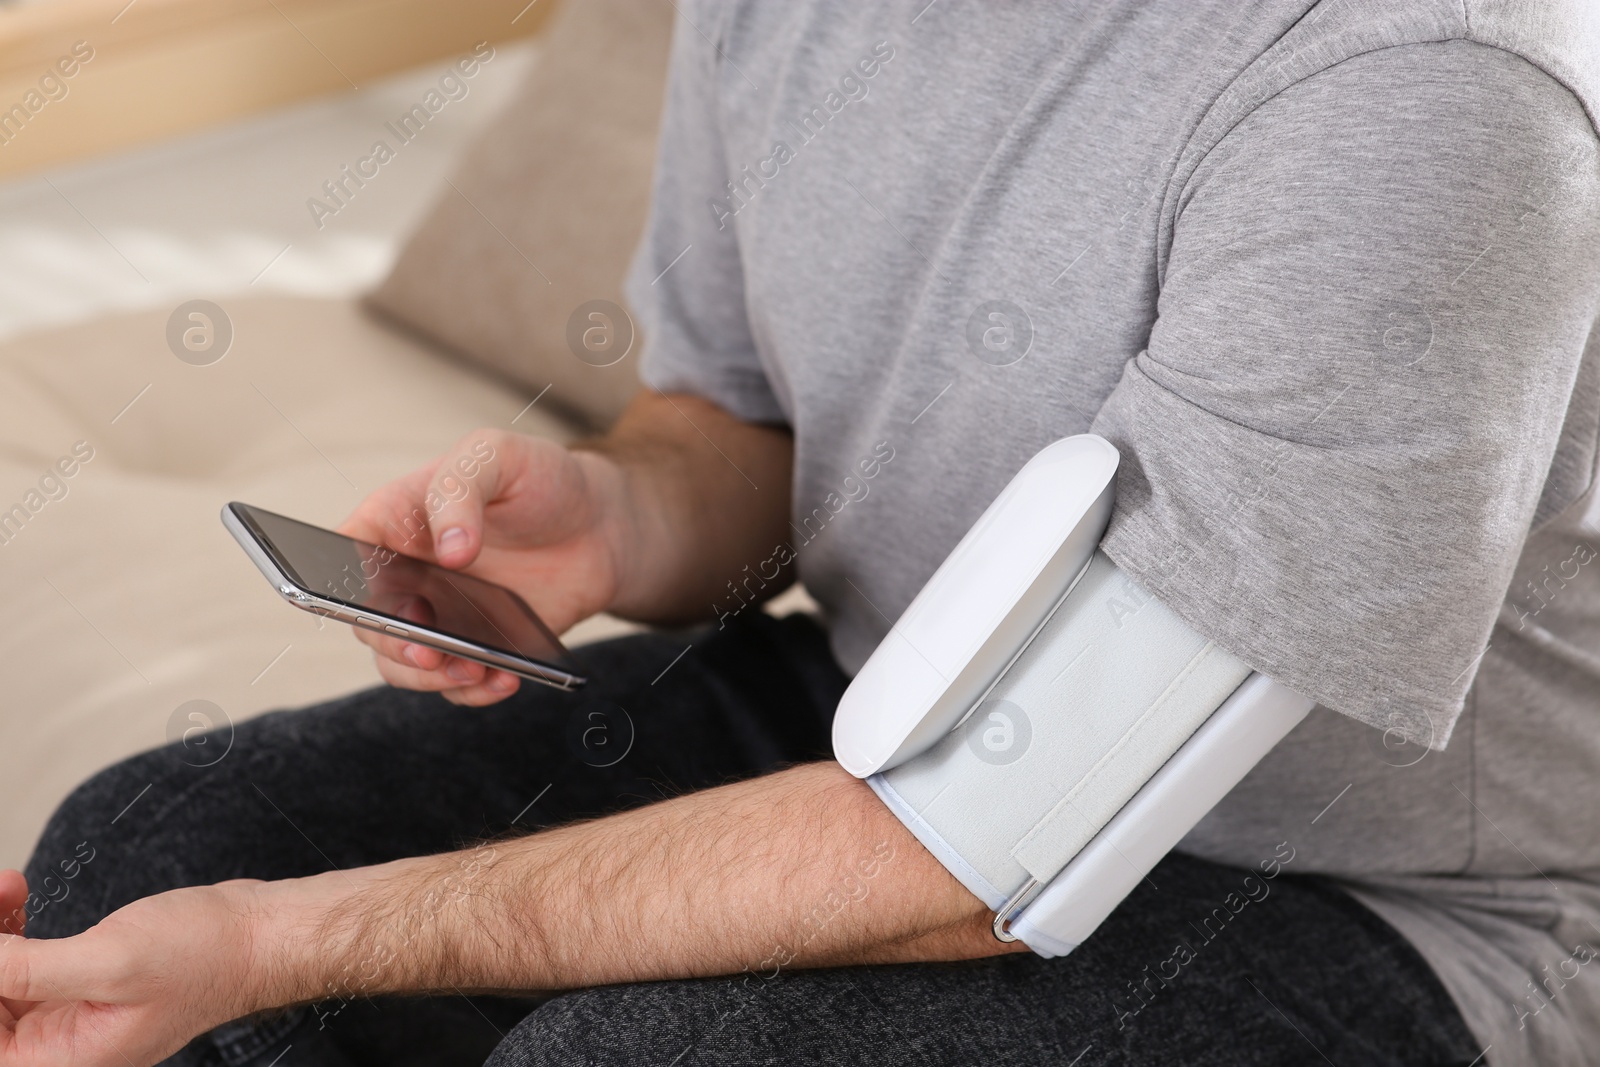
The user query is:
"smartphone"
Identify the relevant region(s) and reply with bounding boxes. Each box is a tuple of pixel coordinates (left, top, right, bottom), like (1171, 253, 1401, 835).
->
(222, 502, 586, 691)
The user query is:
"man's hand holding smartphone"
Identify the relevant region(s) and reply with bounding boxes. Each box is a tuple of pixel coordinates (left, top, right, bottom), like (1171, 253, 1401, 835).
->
(336, 428, 628, 705)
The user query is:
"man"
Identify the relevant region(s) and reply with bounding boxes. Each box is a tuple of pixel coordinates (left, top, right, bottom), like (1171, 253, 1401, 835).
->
(4, 0, 1598, 1063)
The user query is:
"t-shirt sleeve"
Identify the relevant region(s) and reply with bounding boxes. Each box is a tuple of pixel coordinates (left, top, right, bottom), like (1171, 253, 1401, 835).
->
(624, 0, 787, 425)
(1090, 41, 1600, 750)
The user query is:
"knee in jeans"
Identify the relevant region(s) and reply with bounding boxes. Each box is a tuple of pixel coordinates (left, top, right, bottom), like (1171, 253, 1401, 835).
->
(22, 738, 219, 937)
(483, 1006, 580, 1067)
(22, 754, 151, 935)
(485, 990, 646, 1067)
(485, 983, 750, 1067)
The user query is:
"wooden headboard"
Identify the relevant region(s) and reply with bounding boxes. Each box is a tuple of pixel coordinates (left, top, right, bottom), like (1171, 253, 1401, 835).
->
(0, 0, 559, 177)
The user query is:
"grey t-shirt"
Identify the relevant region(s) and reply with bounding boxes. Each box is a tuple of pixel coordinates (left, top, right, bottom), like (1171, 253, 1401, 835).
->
(625, 1, 1600, 1062)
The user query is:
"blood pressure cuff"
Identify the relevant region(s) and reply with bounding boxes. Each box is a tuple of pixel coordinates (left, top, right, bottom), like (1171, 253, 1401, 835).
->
(832, 435, 1312, 957)
(871, 550, 1251, 926)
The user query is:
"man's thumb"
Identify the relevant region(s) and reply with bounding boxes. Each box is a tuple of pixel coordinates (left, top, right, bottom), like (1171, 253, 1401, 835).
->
(0, 934, 101, 1002)
(426, 433, 503, 568)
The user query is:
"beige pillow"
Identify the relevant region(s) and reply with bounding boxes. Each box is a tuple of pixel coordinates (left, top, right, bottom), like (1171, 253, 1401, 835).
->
(366, 0, 674, 431)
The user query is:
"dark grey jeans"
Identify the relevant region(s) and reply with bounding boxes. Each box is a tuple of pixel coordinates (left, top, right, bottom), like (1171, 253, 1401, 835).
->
(26, 611, 1484, 1066)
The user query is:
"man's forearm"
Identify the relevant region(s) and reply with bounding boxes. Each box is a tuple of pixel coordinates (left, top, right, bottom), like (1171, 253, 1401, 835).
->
(576, 391, 796, 626)
(252, 763, 1020, 1012)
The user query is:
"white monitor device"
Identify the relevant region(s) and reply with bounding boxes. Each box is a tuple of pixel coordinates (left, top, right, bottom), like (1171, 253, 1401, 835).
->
(832, 435, 1120, 778)
(831, 435, 1313, 957)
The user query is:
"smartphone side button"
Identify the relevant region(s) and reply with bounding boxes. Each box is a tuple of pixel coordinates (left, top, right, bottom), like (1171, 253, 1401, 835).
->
(354, 615, 383, 629)
(383, 624, 410, 637)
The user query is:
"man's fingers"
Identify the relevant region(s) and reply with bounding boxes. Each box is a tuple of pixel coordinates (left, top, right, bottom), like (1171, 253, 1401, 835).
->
(352, 616, 508, 680)
(369, 651, 503, 692)
(0, 871, 25, 937)
(370, 652, 474, 692)
(353, 619, 516, 687)
(400, 642, 448, 672)
(369, 654, 519, 705)
(349, 622, 450, 673)
(442, 672, 522, 707)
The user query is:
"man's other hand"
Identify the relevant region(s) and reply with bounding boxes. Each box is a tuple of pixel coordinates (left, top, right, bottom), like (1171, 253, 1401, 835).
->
(0, 868, 263, 1067)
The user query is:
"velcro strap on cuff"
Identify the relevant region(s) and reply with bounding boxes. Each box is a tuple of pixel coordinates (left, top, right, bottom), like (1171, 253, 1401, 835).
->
(873, 552, 1250, 903)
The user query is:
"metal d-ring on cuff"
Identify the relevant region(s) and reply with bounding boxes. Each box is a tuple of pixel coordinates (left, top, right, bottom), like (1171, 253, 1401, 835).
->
(992, 876, 1044, 942)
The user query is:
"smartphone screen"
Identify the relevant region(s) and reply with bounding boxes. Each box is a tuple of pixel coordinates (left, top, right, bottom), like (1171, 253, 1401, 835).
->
(230, 503, 578, 677)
